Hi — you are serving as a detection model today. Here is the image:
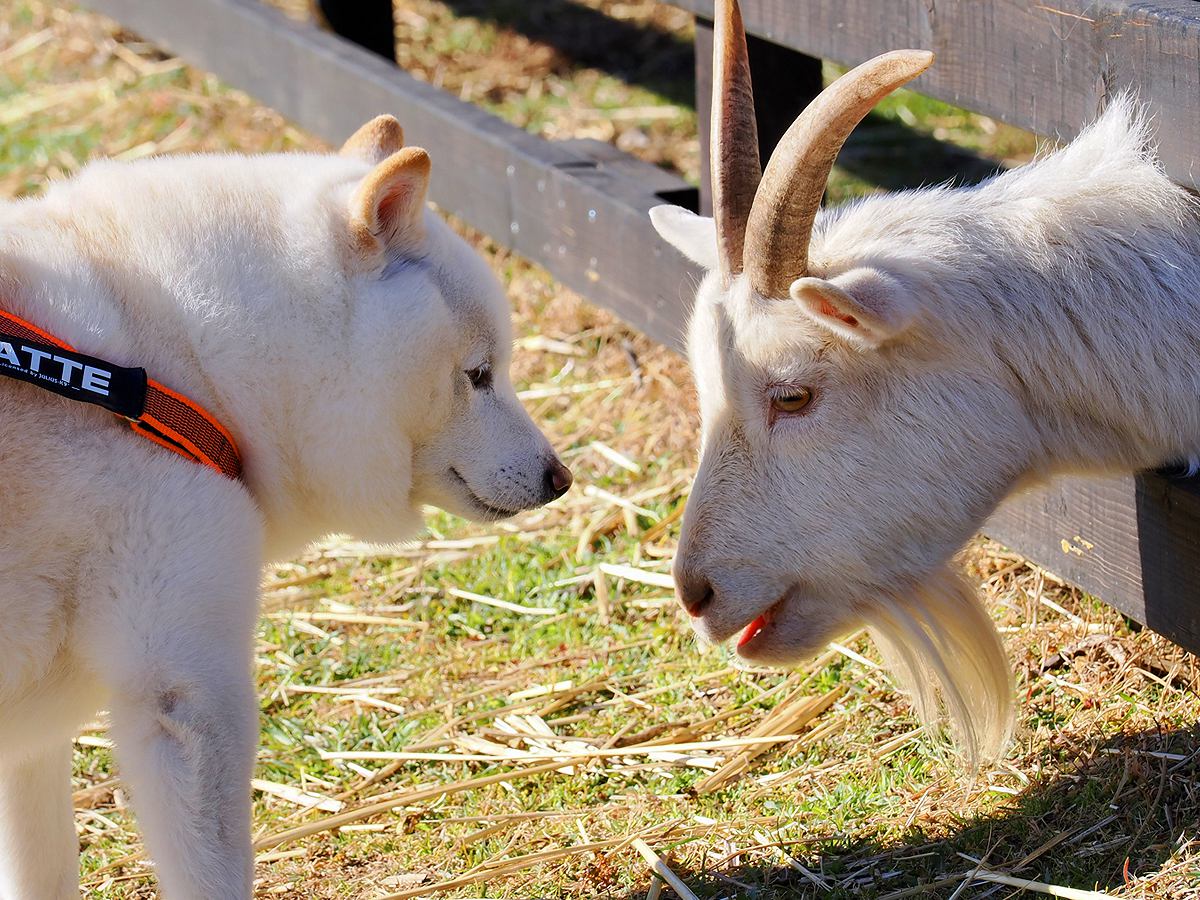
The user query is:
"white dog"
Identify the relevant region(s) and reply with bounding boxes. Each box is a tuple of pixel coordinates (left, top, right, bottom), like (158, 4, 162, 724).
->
(0, 116, 571, 898)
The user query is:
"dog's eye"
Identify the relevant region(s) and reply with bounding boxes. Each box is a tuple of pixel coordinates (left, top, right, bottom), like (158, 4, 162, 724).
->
(771, 387, 814, 415)
(465, 365, 492, 389)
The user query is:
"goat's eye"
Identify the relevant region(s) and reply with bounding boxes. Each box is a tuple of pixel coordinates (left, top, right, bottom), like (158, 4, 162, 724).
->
(465, 365, 492, 389)
(771, 387, 813, 415)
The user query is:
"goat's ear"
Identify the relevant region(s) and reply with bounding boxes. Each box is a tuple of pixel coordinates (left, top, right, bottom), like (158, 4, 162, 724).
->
(790, 268, 916, 348)
(340, 115, 405, 164)
(649, 205, 719, 271)
(350, 147, 431, 254)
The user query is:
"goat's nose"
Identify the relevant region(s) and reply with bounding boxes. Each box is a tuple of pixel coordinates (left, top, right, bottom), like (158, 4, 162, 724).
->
(675, 569, 714, 618)
(543, 457, 573, 499)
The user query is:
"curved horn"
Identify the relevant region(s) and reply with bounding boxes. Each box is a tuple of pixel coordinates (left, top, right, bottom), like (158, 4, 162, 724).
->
(711, 0, 761, 286)
(743, 50, 934, 299)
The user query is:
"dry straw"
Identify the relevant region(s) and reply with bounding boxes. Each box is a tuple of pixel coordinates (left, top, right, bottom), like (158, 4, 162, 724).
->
(26, 1, 1197, 897)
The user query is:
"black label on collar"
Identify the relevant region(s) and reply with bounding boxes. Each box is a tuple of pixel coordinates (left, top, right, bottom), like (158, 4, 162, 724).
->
(0, 331, 147, 419)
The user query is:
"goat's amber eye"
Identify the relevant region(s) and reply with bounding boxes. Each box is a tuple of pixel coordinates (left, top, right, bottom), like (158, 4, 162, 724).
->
(771, 387, 813, 414)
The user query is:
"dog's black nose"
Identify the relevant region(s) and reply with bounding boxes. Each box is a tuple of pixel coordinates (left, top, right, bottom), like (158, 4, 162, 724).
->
(543, 457, 573, 500)
(675, 570, 714, 618)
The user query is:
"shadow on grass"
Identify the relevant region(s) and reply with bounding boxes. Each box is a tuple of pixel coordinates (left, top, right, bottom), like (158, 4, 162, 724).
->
(436, 0, 696, 107)
(607, 725, 1199, 899)
(434, 0, 1002, 194)
(835, 117, 1005, 193)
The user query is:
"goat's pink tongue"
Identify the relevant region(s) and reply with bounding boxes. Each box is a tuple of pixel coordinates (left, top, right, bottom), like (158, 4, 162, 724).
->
(738, 615, 767, 648)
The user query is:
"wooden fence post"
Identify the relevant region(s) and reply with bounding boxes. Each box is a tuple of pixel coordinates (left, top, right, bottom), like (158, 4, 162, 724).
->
(315, 0, 396, 62)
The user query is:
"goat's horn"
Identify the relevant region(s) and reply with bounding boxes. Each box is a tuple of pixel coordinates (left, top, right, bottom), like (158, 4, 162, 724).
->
(743, 50, 933, 299)
(711, 0, 762, 286)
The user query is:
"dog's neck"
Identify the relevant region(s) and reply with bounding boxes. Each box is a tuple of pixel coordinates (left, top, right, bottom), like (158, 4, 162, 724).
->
(0, 153, 433, 560)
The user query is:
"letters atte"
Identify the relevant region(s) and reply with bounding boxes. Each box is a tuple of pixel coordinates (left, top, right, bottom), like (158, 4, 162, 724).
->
(0, 331, 146, 419)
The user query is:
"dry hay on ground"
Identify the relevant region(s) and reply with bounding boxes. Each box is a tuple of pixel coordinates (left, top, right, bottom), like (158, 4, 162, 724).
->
(3, 2, 1198, 898)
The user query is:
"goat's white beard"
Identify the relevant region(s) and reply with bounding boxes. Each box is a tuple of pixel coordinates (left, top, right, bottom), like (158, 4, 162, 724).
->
(866, 567, 1014, 769)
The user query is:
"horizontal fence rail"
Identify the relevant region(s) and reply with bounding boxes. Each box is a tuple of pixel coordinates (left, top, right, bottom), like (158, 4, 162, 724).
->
(674, 0, 1200, 192)
(81, 0, 700, 352)
(80, 0, 1200, 653)
(986, 473, 1200, 652)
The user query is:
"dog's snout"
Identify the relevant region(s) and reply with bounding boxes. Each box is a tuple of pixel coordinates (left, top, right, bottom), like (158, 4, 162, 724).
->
(675, 569, 714, 618)
(543, 457, 573, 500)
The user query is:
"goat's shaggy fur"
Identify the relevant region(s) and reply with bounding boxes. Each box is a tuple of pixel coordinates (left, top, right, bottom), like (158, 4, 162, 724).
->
(816, 98, 1200, 476)
(654, 97, 1200, 765)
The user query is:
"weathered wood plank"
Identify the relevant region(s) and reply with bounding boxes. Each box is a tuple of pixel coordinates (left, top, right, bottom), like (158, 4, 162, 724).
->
(987, 473, 1200, 653)
(80, 0, 698, 350)
(673, 0, 1200, 192)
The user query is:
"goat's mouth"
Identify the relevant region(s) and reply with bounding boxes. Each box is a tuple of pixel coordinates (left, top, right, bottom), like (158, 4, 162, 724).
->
(723, 586, 858, 666)
(732, 596, 787, 657)
(448, 468, 521, 521)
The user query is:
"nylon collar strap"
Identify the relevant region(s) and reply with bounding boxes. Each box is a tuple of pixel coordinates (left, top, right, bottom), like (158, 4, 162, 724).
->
(0, 310, 243, 480)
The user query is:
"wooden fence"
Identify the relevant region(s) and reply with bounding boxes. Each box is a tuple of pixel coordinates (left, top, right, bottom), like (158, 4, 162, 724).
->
(79, 0, 1200, 653)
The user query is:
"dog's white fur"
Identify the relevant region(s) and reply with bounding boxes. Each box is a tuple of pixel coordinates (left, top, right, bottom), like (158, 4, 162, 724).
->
(0, 118, 568, 898)
(652, 98, 1200, 765)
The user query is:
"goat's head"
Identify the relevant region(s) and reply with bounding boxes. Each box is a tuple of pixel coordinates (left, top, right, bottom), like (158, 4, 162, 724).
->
(651, 0, 1016, 763)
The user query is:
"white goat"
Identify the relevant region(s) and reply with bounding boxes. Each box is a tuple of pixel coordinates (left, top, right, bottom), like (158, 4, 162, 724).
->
(650, 0, 1200, 764)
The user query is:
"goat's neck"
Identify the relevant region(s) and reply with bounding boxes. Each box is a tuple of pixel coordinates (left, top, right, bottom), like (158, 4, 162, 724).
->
(979, 226, 1200, 477)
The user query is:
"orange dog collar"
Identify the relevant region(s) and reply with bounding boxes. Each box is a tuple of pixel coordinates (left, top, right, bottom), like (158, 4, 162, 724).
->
(0, 310, 243, 481)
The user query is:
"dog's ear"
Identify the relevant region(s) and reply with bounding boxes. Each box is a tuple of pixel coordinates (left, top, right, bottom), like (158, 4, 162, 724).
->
(350, 147, 431, 253)
(340, 115, 404, 164)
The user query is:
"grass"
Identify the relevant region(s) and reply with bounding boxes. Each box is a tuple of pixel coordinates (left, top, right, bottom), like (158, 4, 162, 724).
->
(2, 1, 1199, 898)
